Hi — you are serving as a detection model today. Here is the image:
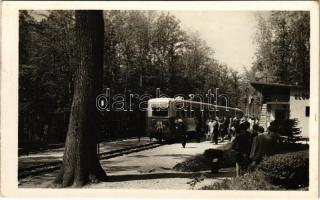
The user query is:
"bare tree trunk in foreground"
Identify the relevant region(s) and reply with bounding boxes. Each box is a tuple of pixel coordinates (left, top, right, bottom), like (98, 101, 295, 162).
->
(54, 10, 106, 187)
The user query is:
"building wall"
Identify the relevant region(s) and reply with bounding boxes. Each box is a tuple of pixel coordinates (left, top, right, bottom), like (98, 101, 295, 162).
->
(266, 104, 289, 127)
(289, 88, 310, 138)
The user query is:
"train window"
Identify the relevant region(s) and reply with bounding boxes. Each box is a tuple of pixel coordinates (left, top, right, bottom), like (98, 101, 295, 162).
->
(176, 110, 183, 118)
(152, 108, 168, 117)
(305, 106, 310, 117)
(190, 109, 195, 117)
(183, 109, 188, 117)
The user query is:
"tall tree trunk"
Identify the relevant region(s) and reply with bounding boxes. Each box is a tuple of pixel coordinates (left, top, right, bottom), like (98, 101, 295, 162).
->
(54, 10, 106, 187)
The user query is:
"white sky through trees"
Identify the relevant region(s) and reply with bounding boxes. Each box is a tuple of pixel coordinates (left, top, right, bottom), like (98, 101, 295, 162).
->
(31, 10, 270, 73)
(171, 11, 270, 73)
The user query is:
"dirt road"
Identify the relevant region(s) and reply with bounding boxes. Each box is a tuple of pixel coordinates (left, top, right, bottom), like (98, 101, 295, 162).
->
(19, 140, 234, 189)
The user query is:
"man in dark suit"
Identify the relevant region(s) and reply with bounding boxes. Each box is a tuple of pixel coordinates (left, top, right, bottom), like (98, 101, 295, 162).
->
(232, 118, 252, 176)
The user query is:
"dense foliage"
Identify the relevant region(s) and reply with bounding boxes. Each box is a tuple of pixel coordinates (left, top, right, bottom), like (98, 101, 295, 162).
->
(19, 11, 75, 147)
(19, 11, 310, 148)
(19, 10, 245, 147)
(200, 150, 309, 190)
(251, 11, 310, 87)
(173, 154, 211, 172)
(257, 150, 309, 189)
(173, 145, 236, 172)
(240, 11, 310, 117)
(277, 118, 302, 142)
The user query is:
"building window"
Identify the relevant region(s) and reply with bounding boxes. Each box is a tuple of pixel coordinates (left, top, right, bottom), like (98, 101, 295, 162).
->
(305, 106, 310, 117)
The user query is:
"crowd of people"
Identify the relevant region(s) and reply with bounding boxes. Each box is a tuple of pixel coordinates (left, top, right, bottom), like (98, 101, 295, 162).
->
(229, 117, 280, 176)
(204, 116, 281, 176)
(171, 115, 282, 176)
(205, 116, 237, 144)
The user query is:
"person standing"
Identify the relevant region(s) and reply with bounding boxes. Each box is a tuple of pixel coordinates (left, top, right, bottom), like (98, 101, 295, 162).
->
(233, 117, 240, 136)
(231, 121, 252, 176)
(248, 126, 271, 171)
(156, 120, 164, 142)
(250, 124, 259, 144)
(219, 118, 227, 142)
(248, 117, 254, 130)
(213, 117, 220, 144)
(267, 121, 280, 155)
(205, 119, 210, 140)
(176, 119, 187, 148)
(224, 117, 231, 140)
(208, 119, 214, 141)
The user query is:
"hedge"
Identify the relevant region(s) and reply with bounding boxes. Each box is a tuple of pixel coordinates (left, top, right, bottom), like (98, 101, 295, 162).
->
(257, 150, 309, 189)
(173, 149, 232, 172)
(173, 154, 211, 172)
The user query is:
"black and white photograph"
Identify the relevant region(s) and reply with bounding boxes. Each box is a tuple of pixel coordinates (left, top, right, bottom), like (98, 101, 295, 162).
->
(1, 1, 319, 198)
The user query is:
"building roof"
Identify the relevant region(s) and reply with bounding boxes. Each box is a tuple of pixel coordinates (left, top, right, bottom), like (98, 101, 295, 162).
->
(250, 81, 305, 91)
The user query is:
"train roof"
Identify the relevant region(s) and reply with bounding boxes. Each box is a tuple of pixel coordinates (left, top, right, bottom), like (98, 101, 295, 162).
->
(148, 98, 242, 112)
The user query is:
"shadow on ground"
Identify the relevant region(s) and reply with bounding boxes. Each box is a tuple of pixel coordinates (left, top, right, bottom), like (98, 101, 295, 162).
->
(104, 170, 234, 182)
(19, 168, 234, 188)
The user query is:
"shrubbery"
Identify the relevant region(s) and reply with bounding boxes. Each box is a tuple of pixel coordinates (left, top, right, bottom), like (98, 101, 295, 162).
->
(278, 118, 301, 139)
(173, 154, 211, 172)
(173, 148, 235, 172)
(173, 143, 309, 190)
(199, 150, 309, 190)
(257, 150, 309, 189)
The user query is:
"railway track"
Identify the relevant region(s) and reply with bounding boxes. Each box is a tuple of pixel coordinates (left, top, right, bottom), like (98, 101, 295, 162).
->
(18, 142, 163, 179)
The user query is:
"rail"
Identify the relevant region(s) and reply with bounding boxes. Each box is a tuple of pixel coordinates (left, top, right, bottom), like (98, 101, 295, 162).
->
(18, 142, 163, 179)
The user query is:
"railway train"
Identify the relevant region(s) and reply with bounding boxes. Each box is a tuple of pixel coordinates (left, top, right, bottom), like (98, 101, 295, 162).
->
(146, 97, 244, 141)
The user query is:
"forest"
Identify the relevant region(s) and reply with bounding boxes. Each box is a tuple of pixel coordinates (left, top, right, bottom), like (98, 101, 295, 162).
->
(19, 10, 310, 150)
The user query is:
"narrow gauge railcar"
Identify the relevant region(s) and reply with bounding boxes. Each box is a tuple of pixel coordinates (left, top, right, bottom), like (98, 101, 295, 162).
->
(146, 98, 243, 141)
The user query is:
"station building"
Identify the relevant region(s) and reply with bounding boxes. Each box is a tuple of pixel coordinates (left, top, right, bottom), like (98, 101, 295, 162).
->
(250, 82, 310, 138)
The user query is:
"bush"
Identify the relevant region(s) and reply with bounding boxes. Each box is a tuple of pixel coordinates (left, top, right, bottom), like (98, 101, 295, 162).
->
(257, 150, 309, 189)
(174, 147, 236, 172)
(173, 154, 211, 172)
(277, 118, 301, 140)
(201, 171, 280, 190)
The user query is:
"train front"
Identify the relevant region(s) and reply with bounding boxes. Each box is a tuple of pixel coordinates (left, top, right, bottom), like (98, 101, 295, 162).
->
(146, 98, 176, 141)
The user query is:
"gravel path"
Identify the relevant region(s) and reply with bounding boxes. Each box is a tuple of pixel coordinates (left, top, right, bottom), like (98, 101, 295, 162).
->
(19, 140, 234, 189)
